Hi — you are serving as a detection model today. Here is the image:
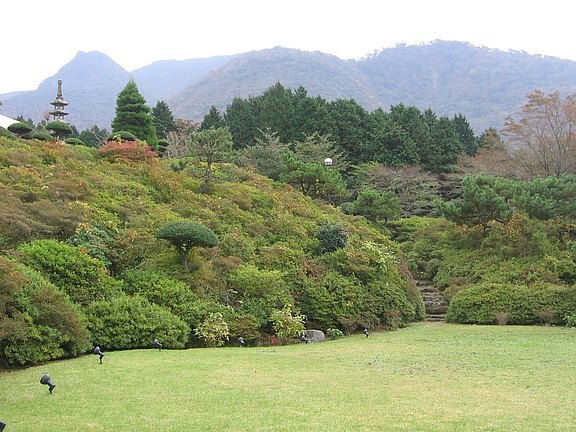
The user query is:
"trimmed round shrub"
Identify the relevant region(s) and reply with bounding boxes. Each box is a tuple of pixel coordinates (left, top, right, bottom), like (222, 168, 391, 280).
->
(65, 137, 86, 146)
(32, 131, 54, 141)
(7, 121, 33, 137)
(156, 220, 219, 265)
(86, 294, 190, 350)
(45, 120, 72, 138)
(108, 131, 137, 141)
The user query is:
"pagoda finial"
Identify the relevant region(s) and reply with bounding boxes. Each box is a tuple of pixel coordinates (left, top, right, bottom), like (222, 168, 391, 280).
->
(56, 79, 63, 98)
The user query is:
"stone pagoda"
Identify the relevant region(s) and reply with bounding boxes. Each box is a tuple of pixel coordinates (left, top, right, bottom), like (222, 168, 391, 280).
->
(49, 79, 69, 121)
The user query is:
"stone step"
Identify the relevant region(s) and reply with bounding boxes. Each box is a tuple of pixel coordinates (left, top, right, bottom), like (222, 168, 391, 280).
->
(427, 305, 448, 314)
(415, 277, 448, 321)
(416, 281, 448, 320)
(418, 285, 439, 293)
(421, 293, 447, 301)
(426, 314, 446, 322)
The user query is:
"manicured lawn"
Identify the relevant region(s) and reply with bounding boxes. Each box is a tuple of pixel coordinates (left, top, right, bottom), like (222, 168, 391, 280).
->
(1, 322, 575, 431)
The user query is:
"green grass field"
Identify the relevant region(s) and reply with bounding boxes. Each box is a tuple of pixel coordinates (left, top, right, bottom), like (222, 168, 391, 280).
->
(1, 322, 575, 431)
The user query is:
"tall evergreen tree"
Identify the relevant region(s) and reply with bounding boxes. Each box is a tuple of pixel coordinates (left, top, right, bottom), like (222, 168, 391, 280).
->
(200, 105, 226, 131)
(256, 82, 295, 143)
(224, 97, 258, 149)
(419, 110, 462, 173)
(292, 89, 332, 138)
(152, 100, 176, 140)
(326, 99, 370, 166)
(453, 113, 478, 156)
(112, 79, 158, 147)
(365, 108, 419, 166)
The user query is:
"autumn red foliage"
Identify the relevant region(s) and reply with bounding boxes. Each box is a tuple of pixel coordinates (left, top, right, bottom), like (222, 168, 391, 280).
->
(98, 140, 158, 162)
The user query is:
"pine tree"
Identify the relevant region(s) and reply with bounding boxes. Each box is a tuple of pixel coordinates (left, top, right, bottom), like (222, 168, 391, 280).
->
(200, 105, 225, 131)
(112, 79, 158, 147)
(152, 100, 176, 140)
(453, 113, 478, 156)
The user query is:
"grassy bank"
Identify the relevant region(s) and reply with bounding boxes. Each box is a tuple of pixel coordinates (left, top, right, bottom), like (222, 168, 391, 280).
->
(1, 323, 575, 431)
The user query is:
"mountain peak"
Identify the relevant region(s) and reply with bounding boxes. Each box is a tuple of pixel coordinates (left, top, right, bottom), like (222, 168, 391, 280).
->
(4, 41, 576, 132)
(37, 51, 129, 91)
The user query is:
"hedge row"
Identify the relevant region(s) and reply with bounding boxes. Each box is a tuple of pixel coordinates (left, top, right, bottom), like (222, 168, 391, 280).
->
(447, 283, 576, 325)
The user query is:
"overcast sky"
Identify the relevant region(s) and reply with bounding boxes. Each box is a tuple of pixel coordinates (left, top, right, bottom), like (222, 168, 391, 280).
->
(0, 0, 574, 95)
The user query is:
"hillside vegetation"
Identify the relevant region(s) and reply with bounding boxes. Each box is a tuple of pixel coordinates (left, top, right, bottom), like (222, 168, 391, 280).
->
(0, 136, 423, 367)
(3, 83, 576, 368)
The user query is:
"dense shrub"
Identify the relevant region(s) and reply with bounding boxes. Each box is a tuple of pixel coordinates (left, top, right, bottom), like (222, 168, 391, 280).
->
(120, 268, 205, 329)
(228, 264, 292, 325)
(108, 131, 137, 141)
(225, 311, 261, 343)
(86, 294, 189, 350)
(446, 283, 576, 325)
(65, 137, 86, 146)
(66, 223, 115, 268)
(0, 127, 17, 139)
(270, 305, 306, 339)
(0, 258, 90, 367)
(193, 312, 229, 347)
(98, 140, 157, 162)
(301, 240, 424, 331)
(32, 132, 54, 141)
(18, 239, 121, 305)
(316, 223, 348, 253)
(297, 271, 365, 329)
(365, 280, 418, 329)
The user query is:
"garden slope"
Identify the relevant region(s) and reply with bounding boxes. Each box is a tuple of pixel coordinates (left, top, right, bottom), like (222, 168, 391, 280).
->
(0, 137, 423, 366)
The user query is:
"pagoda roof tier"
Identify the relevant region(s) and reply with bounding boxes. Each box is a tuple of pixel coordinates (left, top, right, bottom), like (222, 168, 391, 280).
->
(49, 110, 69, 116)
(50, 99, 69, 106)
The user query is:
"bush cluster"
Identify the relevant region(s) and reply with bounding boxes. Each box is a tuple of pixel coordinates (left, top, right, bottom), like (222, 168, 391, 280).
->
(86, 295, 189, 350)
(98, 140, 157, 162)
(446, 283, 576, 325)
(0, 258, 90, 367)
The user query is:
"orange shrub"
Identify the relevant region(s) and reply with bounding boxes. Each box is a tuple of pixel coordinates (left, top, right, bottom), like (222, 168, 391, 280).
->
(98, 140, 157, 163)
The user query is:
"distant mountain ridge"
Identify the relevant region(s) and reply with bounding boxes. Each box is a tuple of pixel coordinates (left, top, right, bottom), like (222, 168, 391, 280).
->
(3, 41, 576, 133)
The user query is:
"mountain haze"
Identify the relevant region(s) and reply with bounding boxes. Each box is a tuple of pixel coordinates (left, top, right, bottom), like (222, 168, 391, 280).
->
(132, 55, 233, 105)
(2, 41, 576, 132)
(169, 47, 379, 121)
